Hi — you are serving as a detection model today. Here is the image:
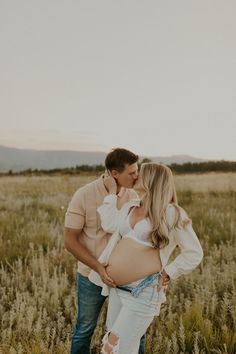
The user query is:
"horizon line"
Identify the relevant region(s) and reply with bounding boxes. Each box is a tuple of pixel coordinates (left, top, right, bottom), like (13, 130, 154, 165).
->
(0, 144, 235, 162)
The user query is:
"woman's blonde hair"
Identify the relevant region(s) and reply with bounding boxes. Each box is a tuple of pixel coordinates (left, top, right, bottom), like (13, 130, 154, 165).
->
(140, 163, 190, 248)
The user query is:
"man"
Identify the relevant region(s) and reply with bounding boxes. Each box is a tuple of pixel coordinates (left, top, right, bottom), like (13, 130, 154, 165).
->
(64, 148, 146, 354)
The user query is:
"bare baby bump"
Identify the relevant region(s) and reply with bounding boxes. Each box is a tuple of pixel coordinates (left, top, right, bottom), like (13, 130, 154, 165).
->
(106, 238, 162, 286)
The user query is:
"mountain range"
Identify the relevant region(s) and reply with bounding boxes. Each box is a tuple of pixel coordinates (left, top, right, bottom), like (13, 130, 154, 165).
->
(0, 145, 207, 172)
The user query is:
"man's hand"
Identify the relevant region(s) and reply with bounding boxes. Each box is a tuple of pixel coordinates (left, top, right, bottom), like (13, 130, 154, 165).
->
(95, 262, 116, 287)
(103, 175, 117, 195)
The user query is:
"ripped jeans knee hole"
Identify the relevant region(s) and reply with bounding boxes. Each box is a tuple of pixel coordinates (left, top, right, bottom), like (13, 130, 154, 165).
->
(101, 331, 120, 354)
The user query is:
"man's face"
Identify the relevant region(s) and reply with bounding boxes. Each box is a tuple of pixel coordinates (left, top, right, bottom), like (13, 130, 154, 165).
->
(111, 163, 139, 189)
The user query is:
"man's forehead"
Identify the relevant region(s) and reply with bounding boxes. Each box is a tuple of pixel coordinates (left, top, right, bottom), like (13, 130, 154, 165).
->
(124, 163, 138, 172)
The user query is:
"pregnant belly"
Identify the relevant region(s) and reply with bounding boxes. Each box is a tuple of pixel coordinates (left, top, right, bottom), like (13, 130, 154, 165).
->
(106, 238, 162, 285)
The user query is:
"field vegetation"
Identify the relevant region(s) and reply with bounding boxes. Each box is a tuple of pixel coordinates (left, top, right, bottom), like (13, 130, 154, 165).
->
(0, 173, 235, 353)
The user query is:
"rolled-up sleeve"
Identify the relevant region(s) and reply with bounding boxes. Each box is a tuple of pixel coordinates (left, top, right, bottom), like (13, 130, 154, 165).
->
(97, 194, 119, 233)
(165, 207, 203, 280)
(64, 188, 85, 229)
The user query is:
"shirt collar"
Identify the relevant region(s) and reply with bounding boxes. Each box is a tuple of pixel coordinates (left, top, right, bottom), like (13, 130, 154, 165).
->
(98, 175, 109, 196)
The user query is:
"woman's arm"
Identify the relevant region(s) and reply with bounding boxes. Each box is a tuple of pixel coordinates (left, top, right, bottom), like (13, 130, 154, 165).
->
(97, 175, 120, 233)
(97, 194, 120, 233)
(164, 207, 203, 280)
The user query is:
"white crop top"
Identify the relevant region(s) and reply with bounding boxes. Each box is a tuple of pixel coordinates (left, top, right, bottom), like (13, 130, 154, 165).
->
(119, 207, 154, 248)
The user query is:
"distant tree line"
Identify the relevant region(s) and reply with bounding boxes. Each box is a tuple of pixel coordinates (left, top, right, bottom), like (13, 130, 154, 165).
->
(169, 160, 236, 174)
(1, 160, 236, 176)
(4, 165, 105, 176)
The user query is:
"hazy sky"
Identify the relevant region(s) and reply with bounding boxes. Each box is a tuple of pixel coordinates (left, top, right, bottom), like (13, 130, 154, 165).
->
(1, 0, 235, 160)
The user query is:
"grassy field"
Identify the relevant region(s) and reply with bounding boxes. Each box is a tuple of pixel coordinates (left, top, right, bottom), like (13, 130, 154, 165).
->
(0, 173, 235, 354)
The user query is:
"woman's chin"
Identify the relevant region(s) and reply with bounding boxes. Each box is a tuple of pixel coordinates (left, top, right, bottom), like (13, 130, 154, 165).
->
(133, 187, 142, 196)
(133, 184, 141, 192)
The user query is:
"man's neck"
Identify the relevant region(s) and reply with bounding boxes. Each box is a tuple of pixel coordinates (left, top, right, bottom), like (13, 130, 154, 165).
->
(116, 185, 122, 194)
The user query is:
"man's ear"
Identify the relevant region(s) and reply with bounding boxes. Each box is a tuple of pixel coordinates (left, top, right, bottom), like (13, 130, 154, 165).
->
(110, 170, 118, 179)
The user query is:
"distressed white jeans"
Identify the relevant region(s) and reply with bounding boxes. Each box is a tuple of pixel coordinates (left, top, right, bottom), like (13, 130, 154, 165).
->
(101, 280, 166, 354)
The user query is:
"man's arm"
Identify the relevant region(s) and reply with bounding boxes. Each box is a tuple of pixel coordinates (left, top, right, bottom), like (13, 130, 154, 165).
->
(64, 227, 115, 287)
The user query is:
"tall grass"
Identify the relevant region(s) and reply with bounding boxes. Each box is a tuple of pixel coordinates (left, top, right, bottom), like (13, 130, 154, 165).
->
(0, 173, 235, 353)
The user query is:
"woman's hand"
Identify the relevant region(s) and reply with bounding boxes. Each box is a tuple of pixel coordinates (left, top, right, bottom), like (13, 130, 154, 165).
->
(95, 262, 116, 287)
(103, 175, 117, 195)
(156, 270, 170, 291)
(161, 269, 170, 286)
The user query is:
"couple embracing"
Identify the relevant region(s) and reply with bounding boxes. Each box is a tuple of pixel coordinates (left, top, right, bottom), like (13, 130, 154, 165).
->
(64, 148, 203, 354)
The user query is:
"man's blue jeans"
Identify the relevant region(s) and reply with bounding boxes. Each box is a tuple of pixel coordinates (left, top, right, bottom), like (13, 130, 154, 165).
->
(71, 273, 145, 354)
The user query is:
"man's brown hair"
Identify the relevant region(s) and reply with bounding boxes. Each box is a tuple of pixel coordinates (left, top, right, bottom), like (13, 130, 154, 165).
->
(105, 148, 139, 173)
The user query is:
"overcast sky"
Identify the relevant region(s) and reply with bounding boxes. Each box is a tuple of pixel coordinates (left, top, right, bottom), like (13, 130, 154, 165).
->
(0, 0, 235, 160)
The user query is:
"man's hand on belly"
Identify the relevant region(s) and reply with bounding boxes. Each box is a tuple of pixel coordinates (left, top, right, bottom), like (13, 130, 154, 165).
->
(95, 262, 117, 287)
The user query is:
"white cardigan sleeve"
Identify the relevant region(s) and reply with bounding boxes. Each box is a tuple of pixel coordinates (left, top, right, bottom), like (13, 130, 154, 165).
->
(88, 228, 120, 296)
(97, 194, 120, 233)
(89, 194, 140, 295)
(88, 194, 121, 295)
(164, 207, 203, 280)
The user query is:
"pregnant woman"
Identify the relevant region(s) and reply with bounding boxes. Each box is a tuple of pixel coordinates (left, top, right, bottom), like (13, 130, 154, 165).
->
(89, 163, 203, 354)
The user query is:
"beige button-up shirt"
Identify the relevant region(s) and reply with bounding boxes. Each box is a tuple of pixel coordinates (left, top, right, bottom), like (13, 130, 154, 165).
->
(65, 176, 137, 276)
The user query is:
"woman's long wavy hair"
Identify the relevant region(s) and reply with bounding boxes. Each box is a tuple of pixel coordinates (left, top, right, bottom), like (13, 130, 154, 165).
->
(140, 163, 190, 248)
